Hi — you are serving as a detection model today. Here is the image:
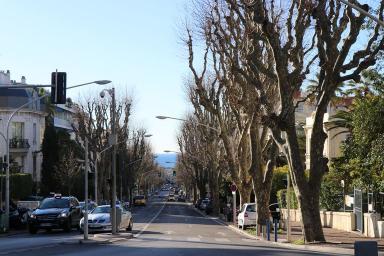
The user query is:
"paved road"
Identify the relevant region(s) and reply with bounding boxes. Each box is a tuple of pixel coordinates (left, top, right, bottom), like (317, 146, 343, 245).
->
(0, 196, 347, 256)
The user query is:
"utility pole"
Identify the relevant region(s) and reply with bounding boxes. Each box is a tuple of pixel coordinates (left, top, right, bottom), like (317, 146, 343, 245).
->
(111, 88, 117, 234)
(95, 153, 99, 204)
(84, 140, 89, 240)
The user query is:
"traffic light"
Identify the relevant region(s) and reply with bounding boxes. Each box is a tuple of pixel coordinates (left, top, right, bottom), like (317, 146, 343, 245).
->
(173, 170, 176, 177)
(51, 71, 67, 104)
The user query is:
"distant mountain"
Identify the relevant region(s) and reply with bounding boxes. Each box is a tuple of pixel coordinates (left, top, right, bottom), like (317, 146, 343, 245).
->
(155, 153, 177, 168)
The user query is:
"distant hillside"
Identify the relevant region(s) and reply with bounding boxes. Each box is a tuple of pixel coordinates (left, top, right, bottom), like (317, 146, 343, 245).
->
(155, 153, 177, 168)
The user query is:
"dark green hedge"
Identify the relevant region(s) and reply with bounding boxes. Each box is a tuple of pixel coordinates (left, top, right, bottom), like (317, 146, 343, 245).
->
(0, 173, 33, 200)
(277, 189, 298, 209)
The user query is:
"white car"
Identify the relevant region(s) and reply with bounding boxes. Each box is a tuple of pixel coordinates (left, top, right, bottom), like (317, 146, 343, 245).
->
(80, 205, 133, 233)
(237, 203, 256, 230)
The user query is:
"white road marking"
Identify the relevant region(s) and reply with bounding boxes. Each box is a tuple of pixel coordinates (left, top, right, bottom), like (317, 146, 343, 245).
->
(165, 230, 175, 235)
(215, 238, 230, 242)
(197, 235, 203, 239)
(162, 237, 174, 241)
(216, 231, 226, 236)
(134, 202, 166, 238)
(187, 237, 201, 242)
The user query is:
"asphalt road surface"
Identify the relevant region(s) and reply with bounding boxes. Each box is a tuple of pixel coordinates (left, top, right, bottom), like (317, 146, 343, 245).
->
(0, 196, 347, 256)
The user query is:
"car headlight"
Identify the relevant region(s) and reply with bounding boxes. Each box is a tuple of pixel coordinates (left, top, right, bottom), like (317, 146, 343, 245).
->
(30, 214, 36, 219)
(59, 212, 69, 218)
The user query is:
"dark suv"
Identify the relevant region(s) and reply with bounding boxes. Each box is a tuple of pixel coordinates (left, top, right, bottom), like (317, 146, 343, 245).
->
(27, 195, 82, 234)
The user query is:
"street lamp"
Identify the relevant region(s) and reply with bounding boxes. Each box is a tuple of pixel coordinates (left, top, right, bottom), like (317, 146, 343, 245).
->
(99, 87, 119, 234)
(336, 0, 384, 27)
(3, 79, 111, 230)
(156, 115, 220, 133)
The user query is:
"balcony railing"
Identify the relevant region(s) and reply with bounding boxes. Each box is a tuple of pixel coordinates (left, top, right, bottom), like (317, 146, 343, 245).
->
(9, 138, 30, 149)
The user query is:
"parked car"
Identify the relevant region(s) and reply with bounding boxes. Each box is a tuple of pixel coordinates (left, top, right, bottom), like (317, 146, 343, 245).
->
(9, 201, 30, 229)
(199, 199, 210, 210)
(177, 195, 186, 202)
(195, 198, 203, 208)
(205, 200, 213, 215)
(27, 194, 82, 234)
(168, 194, 175, 201)
(237, 203, 256, 230)
(79, 201, 97, 214)
(80, 205, 132, 233)
(133, 195, 146, 206)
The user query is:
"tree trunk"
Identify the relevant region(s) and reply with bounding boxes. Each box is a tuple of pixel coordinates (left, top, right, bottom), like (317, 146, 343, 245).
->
(238, 185, 252, 207)
(299, 191, 325, 242)
(254, 184, 272, 225)
(285, 119, 326, 242)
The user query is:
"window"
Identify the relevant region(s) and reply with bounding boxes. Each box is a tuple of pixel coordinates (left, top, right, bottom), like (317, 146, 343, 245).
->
(33, 123, 37, 144)
(11, 122, 24, 139)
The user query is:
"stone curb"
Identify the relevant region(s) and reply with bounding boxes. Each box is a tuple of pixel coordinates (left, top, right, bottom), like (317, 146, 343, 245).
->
(190, 205, 374, 255)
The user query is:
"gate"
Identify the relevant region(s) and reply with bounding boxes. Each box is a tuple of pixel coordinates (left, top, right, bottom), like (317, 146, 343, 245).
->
(354, 188, 363, 232)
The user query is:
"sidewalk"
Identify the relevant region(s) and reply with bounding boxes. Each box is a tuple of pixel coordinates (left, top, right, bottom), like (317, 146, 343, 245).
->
(275, 221, 384, 251)
(197, 206, 384, 254)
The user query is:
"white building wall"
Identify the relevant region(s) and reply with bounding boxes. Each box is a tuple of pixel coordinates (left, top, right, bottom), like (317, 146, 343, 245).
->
(0, 110, 45, 182)
(304, 112, 349, 169)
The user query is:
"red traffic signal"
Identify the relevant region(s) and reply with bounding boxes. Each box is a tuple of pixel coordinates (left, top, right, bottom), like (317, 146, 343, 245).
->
(230, 184, 237, 192)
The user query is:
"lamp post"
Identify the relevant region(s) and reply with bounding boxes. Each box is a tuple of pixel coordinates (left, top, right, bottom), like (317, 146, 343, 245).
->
(336, 0, 384, 27)
(156, 116, 220, 133)
(99, 88, 118, 234)
(3, 79, 110, 230)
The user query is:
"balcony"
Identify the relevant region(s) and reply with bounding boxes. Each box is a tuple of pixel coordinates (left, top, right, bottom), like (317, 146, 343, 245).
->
(9, 138, 30, 153)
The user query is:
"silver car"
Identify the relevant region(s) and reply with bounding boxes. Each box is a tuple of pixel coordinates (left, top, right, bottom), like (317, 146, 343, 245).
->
(79, 205, 133, 233)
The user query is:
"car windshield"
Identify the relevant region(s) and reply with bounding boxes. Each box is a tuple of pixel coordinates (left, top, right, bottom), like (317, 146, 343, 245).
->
(80, 202, 95, 210)
(39, 198, 70, 209)
(246, 205, 256, 212)
(135, 196, 144, 199)
(92, 206, 111, 214)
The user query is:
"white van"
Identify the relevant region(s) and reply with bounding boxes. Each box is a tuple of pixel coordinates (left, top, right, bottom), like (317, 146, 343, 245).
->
(237, 203, 256, 229)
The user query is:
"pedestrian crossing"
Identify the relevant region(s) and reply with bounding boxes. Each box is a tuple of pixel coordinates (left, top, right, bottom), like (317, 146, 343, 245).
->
(134, 235, 252, 244)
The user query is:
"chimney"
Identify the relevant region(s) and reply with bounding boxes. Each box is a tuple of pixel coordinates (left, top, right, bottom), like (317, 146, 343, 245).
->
(21, 76, 26, 84)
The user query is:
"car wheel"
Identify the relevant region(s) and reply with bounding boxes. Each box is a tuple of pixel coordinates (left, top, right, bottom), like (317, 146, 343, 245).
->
(126, 219, 133, 231)
(64, 218, 71, 232)
(28, 225, 38, 234)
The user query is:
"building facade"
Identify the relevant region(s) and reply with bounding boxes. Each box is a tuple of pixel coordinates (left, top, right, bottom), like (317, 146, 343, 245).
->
(0, 70, 77, 184)
(0, 70, 46, 182)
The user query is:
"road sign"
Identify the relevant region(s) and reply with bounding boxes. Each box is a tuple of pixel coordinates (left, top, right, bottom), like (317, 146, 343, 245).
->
(230, 184, 237, 192)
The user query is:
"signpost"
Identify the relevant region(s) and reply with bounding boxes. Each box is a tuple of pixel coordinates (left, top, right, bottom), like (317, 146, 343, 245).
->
(230, 184, 237, 226)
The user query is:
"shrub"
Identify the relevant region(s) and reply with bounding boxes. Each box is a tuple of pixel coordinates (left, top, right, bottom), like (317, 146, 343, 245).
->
(0, 173, 33, 200)
(277, 189, 298, 209)
(271, 165, 289, 203)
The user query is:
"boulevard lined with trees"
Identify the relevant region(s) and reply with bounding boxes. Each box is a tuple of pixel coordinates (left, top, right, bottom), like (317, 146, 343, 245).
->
(175, 0, 384, 243)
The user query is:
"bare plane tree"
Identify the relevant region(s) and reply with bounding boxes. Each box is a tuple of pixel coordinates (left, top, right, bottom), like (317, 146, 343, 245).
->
(185, 0, 384, 242)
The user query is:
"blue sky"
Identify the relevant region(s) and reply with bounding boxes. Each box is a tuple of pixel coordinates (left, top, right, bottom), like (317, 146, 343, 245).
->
(0, 0, 192, 153)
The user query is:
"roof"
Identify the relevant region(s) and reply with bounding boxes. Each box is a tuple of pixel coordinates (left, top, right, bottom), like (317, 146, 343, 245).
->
(0, 88, 46, 111)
